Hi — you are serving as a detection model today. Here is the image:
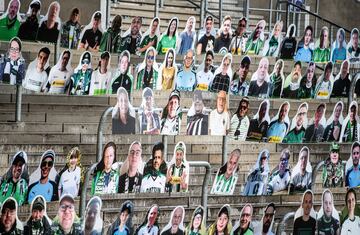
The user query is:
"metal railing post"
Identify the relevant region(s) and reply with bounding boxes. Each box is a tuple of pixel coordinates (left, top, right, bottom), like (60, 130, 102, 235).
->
(219, 0, 223, 28)
(276, 212, 295, 235)
(80, 163, 97, 218)
(163, 135, 168, 161)
(285, 1, 289, 29)
(269, 0, 273, 32)
(96, 107, 114, 162)
(311, 160, 324, 193)
(244, 0, 249, 18)
(15, 84, 22, 122)
(348, 72, 360, 104)
(155, 0, 159, 17)
(189, 161, 211, 219)
(315, 0, 319, 38)
(106, 0, 111, 29)
(200, 0, 205, 30)
(222, 136, 227, 165)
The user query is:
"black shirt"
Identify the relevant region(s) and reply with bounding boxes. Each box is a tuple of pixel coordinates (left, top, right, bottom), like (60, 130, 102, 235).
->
(198, 34, 215, 53)
(280, 37, 297, 59)
(36, 21, 59, 43)
(248, 80, 269, 97)
(18, 16, 39, 41)
(210, 73, 230, 93)
(331, 74, 351, 97)
(81, 28, 102, 48)
(214, 33, 231, 53)
(112, 114, 136, 134)
(293, 216, 316, 235)
(111, 73, 132, 95)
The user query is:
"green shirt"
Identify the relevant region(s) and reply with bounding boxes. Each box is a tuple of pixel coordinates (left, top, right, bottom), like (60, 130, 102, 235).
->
(157, 35, 177, 55)
(139, 35, 158, 55)
(313, 47, 330, 63)
(91, 169, 119, 195)
(0, 16, 20, 41)
(245, 38, 264, 55)
(0, 178, 28, 206)
(136, 68, 158, 90)
(282, 127, 305, 143)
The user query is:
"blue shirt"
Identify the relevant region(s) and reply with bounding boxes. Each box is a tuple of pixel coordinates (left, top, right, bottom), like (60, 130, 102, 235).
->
(267, 121, 288, 143)
(178, 31, 195, 55)
(176, 69, 196, 91)
(28, 181, 54, 203)
(331, 47, 347, 63)
(346, 166, 360, 188)
(294, 47, 313, 62)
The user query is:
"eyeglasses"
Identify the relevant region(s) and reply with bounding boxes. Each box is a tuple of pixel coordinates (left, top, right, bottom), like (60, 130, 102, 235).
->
(9, 47, 20, 53)
(41, 160, 53, 168)
(280, 158, 288, 163)
(60, 204, 74, 212)
(147, 55, 155, 60)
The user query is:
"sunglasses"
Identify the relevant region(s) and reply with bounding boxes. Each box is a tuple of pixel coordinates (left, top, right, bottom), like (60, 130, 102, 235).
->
(147, 55, 155, 60)
(41, 160, 53, 168)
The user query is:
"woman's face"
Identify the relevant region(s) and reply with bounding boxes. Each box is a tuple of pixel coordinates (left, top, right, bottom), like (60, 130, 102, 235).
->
(216, 213, 228, 232)
(321, 29, 328, 46)
(166, 51, 174, 67)
(192, 214, 202, 230)
(334, 104, 342, 119)
(274, 24, 282, 37)
(118, 93, 129, 115)
(170, 20, 177, 34)
(223, 19, 231, 35)
(120, 55, 129, 74)
(304, 29, 312, 46)
(307, 66, 315, 81)
(9, 40, 20, 61)
(337, 31, 344, 44)
(49, 4, 59, 22)
(187, 18, 194, 31)
(69, 154, 78, 168)
(103, 146, 115, 170)
(222, 58, 230, 74)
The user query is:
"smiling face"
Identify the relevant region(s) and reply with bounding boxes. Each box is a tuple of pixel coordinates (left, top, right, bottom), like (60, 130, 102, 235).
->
(334, 103, 342, 120)
(238, 101, 248, 117)
(11, 161, 23, 182)
(216, 212, 228, 232)
(279, 104, 289, 122)
(103, 146, 115, 172)
(257, 58, 269, 82)
(85, 202, 100, 231)
(146, 50, 155, 68)
(168, 96, 179, 118)
(352, 146, 360, 167)
(1, 207, 16, 232)
(240, 206, 251, 230)
(352, 32, 359, 49)
(255, 22, 265, 38)
(330, 150, 339, 164)
(184, 50, 193, 69)
(148, 206, 158, 226)
(119, 55, 129, 74)
(40, 156, 53, 179)
(128, 143, 142, 170)
(226, 152, 239, 177)
(304, 29, 312, 46)
(223, 19, 231, 35)
(9, 40, 20, 61)
(153, 150, 163, 171)
(222, 58, 230, 75)
(323, 191, 333, 219)
(61, 52, 70, 71)
(350, 105, 357, 123)
(274, 24, 282, 37)
(166, 51, 174, 67)
(169, 19, 177, 34)
(118, 92, 129, 115)
(8, 0, 19, 20)
(302, 192, 313, 216)
(306, 65, 315, 82)
(131, 17, 142, 36)
(347, 191, 356, 215)
(59, 199, 75, 233)
(120, 209, 129, 225)
(192, 213, 202, 230)
(175, 150, 184, 167)
(187, 18, 194, 31)
(217, 96, 226, 113)
(31, 208, 44, 222)
(320, 29, 329, 48)
(37, 52, 49, 71)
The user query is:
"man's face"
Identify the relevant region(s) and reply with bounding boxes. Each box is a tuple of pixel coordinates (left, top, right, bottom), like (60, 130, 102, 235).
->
(338, 31, 344, 44)
(153, 150, 163, 171)
(171, 208, 183, 230)
(296, 107, 307, 127)
(259, 102, 267, 121)
(350, 106, 357, 123)
(1, 208, 16, 232)
(194, 100, 204, 114)
(11, 161, 23, 181)
(300, 151, 308, 173)
(352, 146, 360, 167)
(187, 18, 194, 31)
(255, 23, 264, 38)
(279, 154, 289, 172)
(31, 209, 44, 222)
(85, 203, 99, 230)
(37, 52, 49, 71)
(216, 213, 228, 232)
(240, 206, 251, 230)
(274, 24, 282, 37)
(352, 33, 359, 48)
(302, 192, 313, 216)
(168, 97, 179, 118)
(61, 53, 70, 70)
(175, 150, 184, 167)
(324, 68, 331, 81)
(262, 206, 274, 233)
(151, 21, 158, 34)
(341, 61, 349, 76)
(40, 157, 53, 179)
(103, 146, 115, 170)
(59, 200, 75, 232)
(145, 96, 153, 111)
(321, 30, 328, 46)
(239, 63, 250, 81)
(238, 101, 248, 117)
(323, 192, 333, 218)
(118, 93, 128, 115)
(31, 7, 39, 16)
(205, 19, 213, 33)
(8, 0, 19, 20)
(314, 107, 324, 124)
(279, 104, 289, 122)
(226, 153, 239, 176)
(330, 150, 339, 164)
(306, 66, 315, 82)
(275, 62, 282, 75)
(129, 143, 142, 169)
(93, 18, 100, 29)
(9, 40, 20, 61)
(49, 4, 59, 22)
(71, 12, 79, 23)
(131, 17, 141, 36)
(217, 96, 226, 113)
(334, 104, 342, 120)
(304, 29, 312, 46)
(205, 54, 213, 70)
(237, 20, 246, 34)
(184, 51, 193, 69)
(148, 207, 158, 226)
(119, 55, 129, 74)
(222, 58, 230, 75)
(347, 192, 356, 214)
(146, 50, 155, 68)
(223, 19, 231, 35)
(258, 59, 268, 81)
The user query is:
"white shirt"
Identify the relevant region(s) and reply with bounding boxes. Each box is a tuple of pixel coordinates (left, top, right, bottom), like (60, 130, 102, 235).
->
(89, 69, 112, 95)
(341, 216, 360, 235)
(209, 110, 230, 135)
(59, 167, 81, 197)
(23, 67, 48, 92)
(46, 68, 72, 94)
(196, 70, 214, 91)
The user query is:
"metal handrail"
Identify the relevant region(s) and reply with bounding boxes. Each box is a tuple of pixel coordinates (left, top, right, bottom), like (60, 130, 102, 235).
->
(79, 161, 211, 219)
(96, 106, 114, 162)
(348, 71, 360, 106)
(276, 211, 295, 235)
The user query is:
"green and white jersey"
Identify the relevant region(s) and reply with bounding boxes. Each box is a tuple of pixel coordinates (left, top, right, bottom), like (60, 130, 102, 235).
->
(211, 173, 238, 195)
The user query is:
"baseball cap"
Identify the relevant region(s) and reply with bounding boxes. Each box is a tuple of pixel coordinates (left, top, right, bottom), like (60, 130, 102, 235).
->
(330, 142, 340, 152)
(169, 89, 180, 101)
(12, 151, 27, 165)
(59, 194, 75, 205)
(94, 12, 102, 20)
(32, 196, 45, 211)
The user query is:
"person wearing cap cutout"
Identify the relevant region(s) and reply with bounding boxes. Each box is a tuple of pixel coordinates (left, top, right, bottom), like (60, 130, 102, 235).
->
(60, 8, 81, 49)
(28, 150, 58, 203)
(51, 194, 81, 234)
(89, 51, 111, 95)
(196, 16, 215, 55)
(195, 50, 214, 91)
(79, 12, 102, 52)
(166, 142, 189, 193)
(0, 197, 23, 234)
(18, 0, 41, 41)
(0, 151, 28, 206)
(186, 90, 209, 135)
(107, 200, 133, 235)
(230, 56, 251, 96)
(139, 88, 161, 134)
(160, 89, 182, 135)
(24, 195, 52, 235)
(0, 0, 21, 41)
(69, 51, 93, 95)
(322, 143, 344, 188)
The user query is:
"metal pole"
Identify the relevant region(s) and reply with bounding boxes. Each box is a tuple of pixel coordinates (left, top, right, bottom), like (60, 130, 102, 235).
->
(285, 1, 289, 30)
(15, 84, 22, 122)
(269, 0, 273, 33)
(315, 0, 319, 38)
(276, 212, 295, 235)
(96, 107, 114, 162)
(348, 72, 360, 105)
(200, 0, 205, 30)
(219, 0, 223, 28)
(162, 135, 168, 161)
(155, 0, 159, 17)
(80, 163, 97, 218)
(244, 0, 249, 19)
(189, 161, 211, 220)
(222, 136, 228, 165)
